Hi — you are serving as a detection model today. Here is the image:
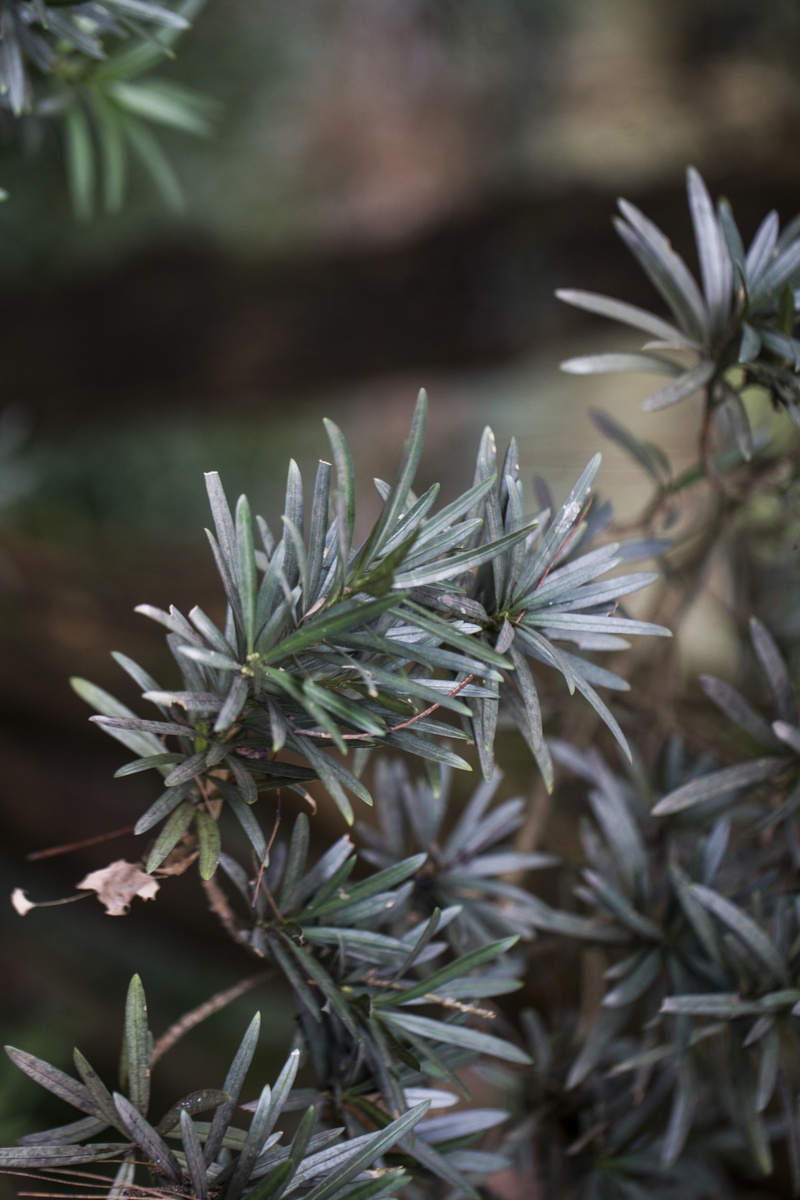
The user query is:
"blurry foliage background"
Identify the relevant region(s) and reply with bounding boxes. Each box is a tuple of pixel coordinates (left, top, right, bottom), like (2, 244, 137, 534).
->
(4, 0, 800, 1178)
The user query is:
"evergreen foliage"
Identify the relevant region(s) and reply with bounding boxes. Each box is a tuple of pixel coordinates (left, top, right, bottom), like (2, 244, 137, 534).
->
(0, 0, 215, 214)
(6, 167, 800, 1198)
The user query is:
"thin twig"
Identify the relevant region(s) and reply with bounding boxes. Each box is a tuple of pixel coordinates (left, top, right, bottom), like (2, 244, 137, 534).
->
(252, 801, 281, 909)
(202, 875, 259, 953)
(26, 826, 135, 861)
(151, 971, 271, 1065)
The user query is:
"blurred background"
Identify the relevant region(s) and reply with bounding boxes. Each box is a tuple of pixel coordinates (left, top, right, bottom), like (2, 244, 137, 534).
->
(3, 0, 800, 1166)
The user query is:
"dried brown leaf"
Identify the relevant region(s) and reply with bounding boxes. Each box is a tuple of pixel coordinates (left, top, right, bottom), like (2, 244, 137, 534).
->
(77, 860, 160, 916)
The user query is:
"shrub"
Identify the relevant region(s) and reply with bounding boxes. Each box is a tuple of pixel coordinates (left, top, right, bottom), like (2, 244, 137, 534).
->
(5, 167, 800, 1199)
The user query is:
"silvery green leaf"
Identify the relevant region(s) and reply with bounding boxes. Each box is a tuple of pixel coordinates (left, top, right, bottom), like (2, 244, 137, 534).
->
(760, 329, 800, 370)
(92, 715, 194, 739)
(582, 870, 661, 940)
(385, 728, 471, 771)
(379, 483, 440, 558)
(225, 753, 257, 804)
(699, 675, 777, 746)
(278, 813, 310, 910)
(703, 819, 731, 886)
(556, 288, 698, 346)
(222, 1081, 273, 1200)
(303, 925, 405, 964)
(212, 675, 249, 736)
(641, 360, 716, 411)
(205, 530, 245, 654)
(380, 1011, 531, 1064)
(567, 1006, 628, 1089)
(416, 1108, 507, 1143)
(180, 1110, 207, 1199)
(194, 810, 221, 880)
(687, 167, 732, 336)
(571, 672, 632, 761)
(203, 471, 237, 583)
(718, 197, 745, 269)
(353, 391, 427, 574)
(527, 542, 631, 603)
(559, 652, 629, 692)
(746, 210, 779, 283)
(108, 80, 212, 136)
(443, 772, 502, 858)
(513, 625, 577, 693)
(123, 975, 152, 1115)
(156, 1089, 230, 1136)
(602, 948, 661, 1007)
(739, 322, 762, 363)
(305, 853, 426, 918)
(447, 797, 524, 864)
(135, 603, 204, 645)
(730, 1038, 772, 1176)
(773, 720, 800, 755)
(145, 800, 195, 872)
(379, 937, 519, 1007)
(301, 1104, 429, 1200)
(591, 410, 672, 483)
(0, 1144, 129, 1167)
(454, 850, 557, 875)
(113, 1094, 180, 1182)
(690, 883, 788, 984)
(72, 1050, 122, 1131)
(720, 385, 754, 460)
(213, 779, 266, 861)
(303, 461, 331, 606)
(105, 0, 190, 26)
(135, 777, 194, 835)
(286, 735, 355, 824)
(281, 940, 359, 1036)
(203, 1013, 261, 1164)
(515, 454, 601, 599)
(507, 644, 544, 754)
(284, 832, 353, 911)
(71, 678, 164, 758)
(756, 1024, 779, 1113)
(541, 571, 657, 614)
(234, 494, 258, 651)
(162, 751, 211, 788)
(394, 521, 536, 589)
(180, 645, 241, 671)
(561, 352, 683, 377)
(751, 617, 800, 725)
(115, 753, 181, 782)
(324, 419, 355, 552)
(588, 783, 648, 900)
(615, 200, 708, 340)
(660, 1058, 697, 1169)
(749, 236, 800, 309)
(18, 1114, 110, 1146)
(4, 1047, 101, 1118)
(415, 476, 496, 552)
(652, 756, 789, 816)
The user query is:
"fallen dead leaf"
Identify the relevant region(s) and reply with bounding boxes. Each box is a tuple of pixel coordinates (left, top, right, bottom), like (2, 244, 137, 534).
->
(77, 860, 160, 916)
(11, 888, 35, 915)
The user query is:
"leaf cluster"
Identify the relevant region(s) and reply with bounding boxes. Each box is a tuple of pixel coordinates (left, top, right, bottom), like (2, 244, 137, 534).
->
(2, 975, 430, 1200)
(71, 390, 663, 878)
(0, 0, 216, 214)
(561, 167, 800, 456)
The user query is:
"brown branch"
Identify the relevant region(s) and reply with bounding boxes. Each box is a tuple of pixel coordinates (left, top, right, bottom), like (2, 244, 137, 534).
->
(151, 972, 271, 1066)
(26, 825, 135, 861)
(202, 875, 260, 954)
